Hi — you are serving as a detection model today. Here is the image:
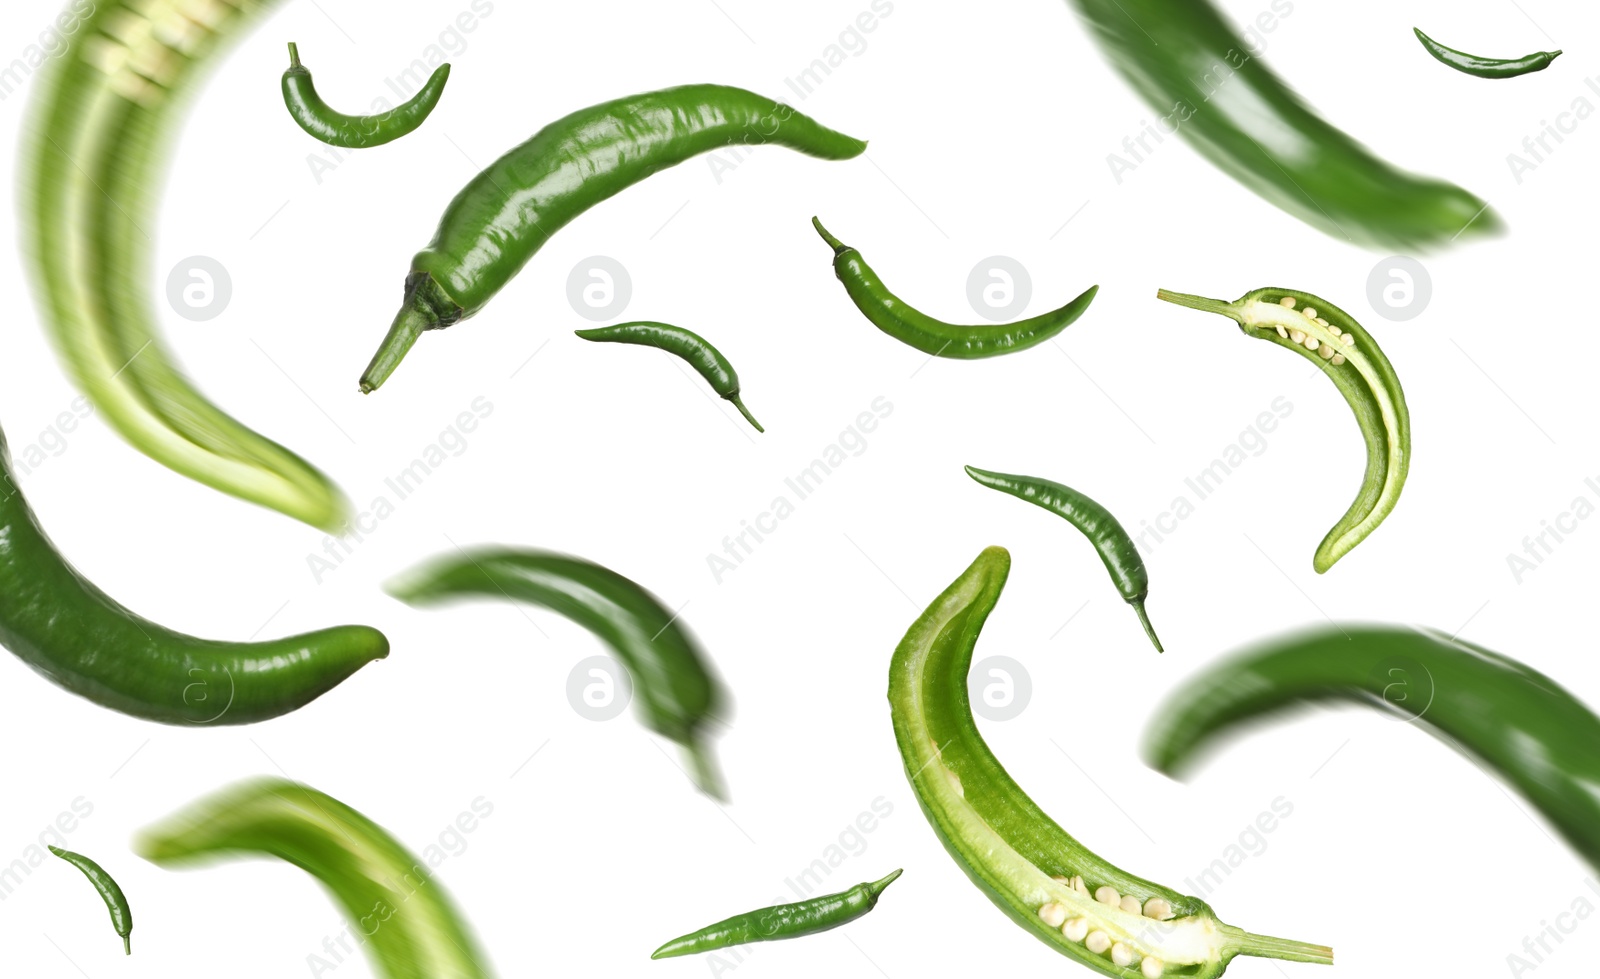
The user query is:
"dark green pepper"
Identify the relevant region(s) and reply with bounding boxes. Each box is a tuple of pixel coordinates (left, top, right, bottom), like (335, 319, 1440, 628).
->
(281, 42, 450, 147)
(575, 321, 763, 432)
(651, 869, 901, 958)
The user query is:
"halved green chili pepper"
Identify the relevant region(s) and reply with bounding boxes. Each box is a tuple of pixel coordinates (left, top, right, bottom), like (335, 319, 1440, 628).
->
(964, 466, 1161, 651)
(575, 322, 763, 432)
(890, 547, 1331, 978)
(387, 547, 727, 799)
(24, 0, 348, 531)
(651, 869, 901, 959)
(360, 86, 867, 391)
(0, 424, 387, 724)
(138, 778, 492, 978)
(1413, 29, 1561, 79)
(1147, 624, 1600, 872)
(1067, 0, 1499, 249)
(1156, 288, 1409, 573)
(282, 42, 450, 147)
(812, 217, 1097, 358)
(49, 846, 132, 955)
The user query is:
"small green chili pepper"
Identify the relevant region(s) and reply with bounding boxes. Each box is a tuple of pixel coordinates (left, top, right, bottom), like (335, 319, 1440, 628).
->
(48, 846, 132, 955)
(1156, 288, 1410, 573)
(360, 85, 866, 391)
(651, 869, 902, 959)
(0, 423, 388, 725)
(812, 217, 1097, 358)
(387, 547, 728, 799)
(1413, 28, 1561, 79)
(1146, 624, 1600, 872)
(138, 778, 492, 978)
(281, 42, 450, 147)
(575, 322, 763, 432)
(890, 547, 1332, 978)
(964, 466, 1161, 651)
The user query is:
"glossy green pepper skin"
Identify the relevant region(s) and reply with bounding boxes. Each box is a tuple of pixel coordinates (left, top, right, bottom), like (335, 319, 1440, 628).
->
(387, 547, 728, 799)
(1067, 0, 1499, 250)
(1147, 624, 1600, 872)
(0, 427, 387, 725)
(139, 779, 492, 979)
(1413, 29, 1561, 79)
(890, 547, 1331, 978)
(575, 322, 763, 432)
(1156, 288, 1409, 573)
(49, 846, 133, 955)
(361, 86, 866, 391)
(281, 42, 450, 147)
(813, 217, 1097, 358)
(651, 870, 901, 958)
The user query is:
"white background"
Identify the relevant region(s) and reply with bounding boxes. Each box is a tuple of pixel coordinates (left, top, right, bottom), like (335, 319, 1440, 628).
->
(0, 0, 1593, 976)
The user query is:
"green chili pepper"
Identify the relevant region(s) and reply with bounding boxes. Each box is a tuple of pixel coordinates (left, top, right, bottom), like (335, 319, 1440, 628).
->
(964, 466, 1161, 651)
(281, 42, 450, 147)
(1156, 288, 1409, 573)
(812, 217, 1096, 358)
(0, 424, 387, 724)
(387, 547, 727, 799)
(890, 547, 1332, 978)
(575, 322, 763, 432)
(23, 0, 348, 531)
(651, 869, 902, 959)
(1413, 28, 1561, 79)
(48, 846, 132, 955)
(1146, 624, 1600, 872)
(138, 778, 492, 978)
(359, 86, 866, 392)
(1067, 0, 1499, 250)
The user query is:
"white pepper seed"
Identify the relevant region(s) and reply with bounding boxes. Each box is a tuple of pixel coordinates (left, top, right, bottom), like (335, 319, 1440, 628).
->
(1087, 930, 1112, 954)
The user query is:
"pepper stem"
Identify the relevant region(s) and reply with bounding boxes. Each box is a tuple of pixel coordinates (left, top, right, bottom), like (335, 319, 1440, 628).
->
(727, 394, 764, 433)
(1131, 601, 1163, 653)
(360, 299, 437, 393)
(1155, 289, 1241, 322)
(287, 42, 301, 68)
(684, 740, 727, 802)
(123, 935, 131, 956)
(811, 216, 849, 255)
(1222, 925, 1334, 965)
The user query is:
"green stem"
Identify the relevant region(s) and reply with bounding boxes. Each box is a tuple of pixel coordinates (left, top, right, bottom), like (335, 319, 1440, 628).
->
(287, 42, 301, 68)
(1155, 289, 1240, 321)
(811, 216, 849, 255)
(1131, 601, 1162, 653)
(360, 302, 435, 393)
(727, 395, 764, 433)
(123, 935, 131, 956)
(1223, 925, 1334, 965)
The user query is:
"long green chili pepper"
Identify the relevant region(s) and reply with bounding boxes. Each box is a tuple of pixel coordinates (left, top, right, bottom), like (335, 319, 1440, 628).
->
(0, 424, 387, 724)
(890, 547, 1331, 978)
(575, 322, 763, 432)
(282, 42, 450, 147)
(964, 466, 1161, 652)
(359, 86, 866, 391)
(1413, 29, 1561, 79)
(387, 547, 728, 799)
(812, 217, 1096, 358)
(23, 0, 348, 531)
(1146, 624, 1600, 873)
(138, 778, 492, 978)
(651, 869, 902, 959)
(1066, 0, 1499, 250)
(1156, 288, 1409, 573)
(48, 846, 132, 955)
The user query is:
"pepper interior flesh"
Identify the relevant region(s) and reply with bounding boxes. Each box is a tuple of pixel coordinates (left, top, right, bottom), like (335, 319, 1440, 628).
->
(138, 778, 492, 978)
(1156, 288, 1409, 573)
(1147, 624, 1600, 872)
(813, 217, 1097, 358)
(651, 869, 902, 958)
(360, 86, 866, 392)
(49, 846, 133, 954)
(282, 42, 450, 147)
(889, 547, 1331, 978)
(1067, 0, 1498, 249)
(24, 0, 348, 531)
(574, 322, 763, 432)
(1413, 28, 1561, 79)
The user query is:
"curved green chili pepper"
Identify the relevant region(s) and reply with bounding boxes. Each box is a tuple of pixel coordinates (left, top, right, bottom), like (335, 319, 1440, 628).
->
(1156, 288, 1409, 573)
(812, 218, 1096, 358)
(360, 86, 867, 391)
(0, 424, 388, 725)
(651, 869, 901, 958)
(387, 547, 727, 799)
(138, 778, 492, 979)
(281, 42, 450, 147)
(1146, 624, 1600, 872)
(1067, 0, 1499, 249)
(1413, 28, 1560, 79)
(964, 466, 1161, 651)
(575, 322, 763, 432)
(49, 846, 132, 955)
(890, 547, 1331, 978)
(23, 0, 348, 531)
